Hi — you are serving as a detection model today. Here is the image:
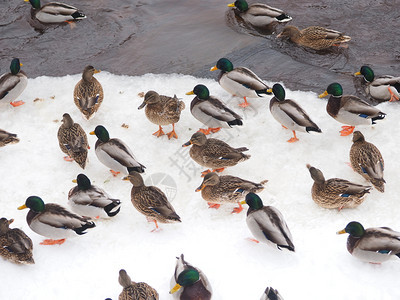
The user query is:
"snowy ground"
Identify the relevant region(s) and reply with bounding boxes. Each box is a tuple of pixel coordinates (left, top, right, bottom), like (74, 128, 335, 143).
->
(0, 72, 399, 300)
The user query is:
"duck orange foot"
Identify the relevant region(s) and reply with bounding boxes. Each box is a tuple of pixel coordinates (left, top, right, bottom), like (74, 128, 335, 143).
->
(213, 168, 225, 173)
(63, 156, 74, 162)
(40, 239, 66, 245)
(247, 238, 260, 243)
(208, 202, 221, 209)
(10, 100, 25, 107)
(340, 126, 355, 136)
(388, 87, 399, 102)
(110, 170, 120, 177)
(153, 126, 165, 137)
(201, 169, 212, 177)
(238, 97, 250, 108)
(232, 202, 244, 214)
(198, 128, 211, 135)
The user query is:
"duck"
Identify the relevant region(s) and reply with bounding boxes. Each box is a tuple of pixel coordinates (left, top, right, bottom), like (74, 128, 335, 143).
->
(186, 84, 243, 135)
(268, 83, 321, 142)
(17, 196, 95, 245)
(350, 131, 385, 193)
(354, 65, 400, 102)
(123, 172, 181, 231)
(0, 217, 34, 265)
(0, 129, 19, 147)
(241, 193, 295, 251)
(261, 286, 284, 300)
(0, 58, 27, 107)
(138, 90, 185, 139)
(195, 172, 268, 213)
(90, 125, 146, 176)
(25, 0, 86, 24)
(68, 173, 121, 219)
(319, 83, 386, 136)
(74, 65, 103, 120)
(118, 269, 159, 300)
(337, 221, 400, 264)
(210, 58, 272, 107)
(306, 164, 371, 210)
(277, 25, 351, 50)
(57, 113, 88, 169)
(228, 0, 292, 28)
(182, 131, 251, 177)
(170, 254, 212, 299)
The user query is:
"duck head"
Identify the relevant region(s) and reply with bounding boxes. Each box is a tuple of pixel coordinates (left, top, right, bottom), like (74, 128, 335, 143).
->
(122, 171, 145, 187)
(138, 90, 160, 109)
(227, 0, 249, 12)
(90, 125, 110, 142)
(186, 84, 210, 100)
(354, 66, 374, 83)
(18, 196, 45, 212)
(267, 83, 286, 101)
(337, 221, 365, 237)
(306, 164, 325, 184)
(10, 58, 22, 75)
(319, 82, 343, 98)
(210, 58, 234, 73)
(195, 172, 220, 192)
(182, 132, 207, 147)
(25, 0, 41, 9)
(170, 269, 201, 294)
(73, 174, 92, 191)
(82, 65, 100, 81)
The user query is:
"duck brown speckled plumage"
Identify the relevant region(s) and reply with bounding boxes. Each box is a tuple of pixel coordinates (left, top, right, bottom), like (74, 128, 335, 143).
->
(118, 269, 159, 300)
(277, 25, 351, 50)
(57, 113, 88, 169)
(73, 65, 103, 120)
(0, 217, 34, 265)
(307, 164, 372, 210)
(0, 129, 19, 147)
(123, 172, 181, 231)
(350, 131, 385, 193)
(138, 90, 185, 139)
(195, 172, 268, 213)
(182, 132, 250, 176)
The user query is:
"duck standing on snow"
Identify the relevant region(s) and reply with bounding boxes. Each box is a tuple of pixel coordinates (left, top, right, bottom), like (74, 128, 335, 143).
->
(306, 164, 371, 210)
(241, 193, 295, 251)
(260, 286, 284, 300)
(228, 0, 292, 28)
(186, 84, 243, 135)
(123, 172, 181, 231)
(0, 129, 19, 147)
(182, 131, 251, 177)
(319, 83, 386, 136)
(0, 58, 27, 107)
(118, 269, 159, 300)
(57, 113, 88, 168)
(195, 172, 268, 213)
(90, 125, 146, 176)
(350, 131, 385, 192)
(0, 217, 34, 265)
(337, 221, 400, 264)
(25, 0, 86, 23)
(170, 254, 212, 299)
(74, 65, 103, 120)
(268, 83, 321, 142)
(138, 90, 185, 139)
(18, 196, 95, 245)
(68, 174, 121, 219)
(354, 66, 400, 102)
(277, 25, 351, 50)
(210, 58, 272, 107)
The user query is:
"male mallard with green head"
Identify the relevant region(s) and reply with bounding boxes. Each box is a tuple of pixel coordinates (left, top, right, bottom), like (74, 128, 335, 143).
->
(25, 0, 86, 23)
(0, 58, 27, 107)
(118, 269, 159, 300)
(319, 83, 386, 136)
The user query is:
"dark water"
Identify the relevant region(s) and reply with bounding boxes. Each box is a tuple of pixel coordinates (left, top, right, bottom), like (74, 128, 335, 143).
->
(0, 0, 399, 97)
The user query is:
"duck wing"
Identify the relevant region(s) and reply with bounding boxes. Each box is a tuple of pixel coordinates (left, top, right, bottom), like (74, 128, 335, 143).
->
(341, 95, 384, 117)
(277, 100, 320, 129)
(226, 67, 269, 91)
(99, 138, 145, 170)
(142, 187, 180, 221)
(325, 178, 371, 196)
(0, 74, 20, 100)
(359, 228, 400, 253)
(196, 97, 242, 122)
(5, 229, 33, 254)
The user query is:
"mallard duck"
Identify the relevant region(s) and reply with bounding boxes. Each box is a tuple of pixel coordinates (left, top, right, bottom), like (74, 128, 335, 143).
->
(337, 221, 400, 264)
(228, 0, 292, 28)
(138, 91, 185, 139)
(25, 0, 86, 23)
(354, 66, 400, 102)
(57, 113, 88, 168)
(195, 172, 268, 213)
(0, 129, 19, 147)
(170, 254, 212, 299)
(118, 269, 159, 300)
(123, 172, 181, 231)
(277, 25, 351, 50)
(182, 131, 251, 176)
(0, 217, 34, 265)
(186, 84, 243, 134)
(74, 65, 103, 120)
(17, 196, 95, 245)
(268, 83, 321, 142)
(241, 193, 295, 251)
(68, 173, 121, 219)
(90, 125, 145, 176)
(0, 58, 27, 107)
(350, 131, 385, 193)
(210, 58, 272, 107)
(306, 164, 371, 210)
(319, 83, 386, 136)
(261, 286, 284, 300)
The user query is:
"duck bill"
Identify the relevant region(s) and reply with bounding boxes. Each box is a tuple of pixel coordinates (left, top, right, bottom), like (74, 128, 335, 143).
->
(318, 91, 328, 98)
(210, 65, 218, 71)
(182, 141, 192, 147)
(89, 131, 95, 135)
(169, 283, 182, 294)
(138, 101, 146, 109)
(240, 200, 246, 205)
(8, 219, 14, 224)
(18, 204, 27, 210)
(354, 71, 361, 76)
(336, 229, 346, 235)
(266, 88, 272, 93)
(122, 176, 130, 181)
(227, 2, 236, 7)
(186, 91, 194, 95)
(72, 179, 77, 183)
(195, 184, 205, 192)
(94, 69, 101, 74)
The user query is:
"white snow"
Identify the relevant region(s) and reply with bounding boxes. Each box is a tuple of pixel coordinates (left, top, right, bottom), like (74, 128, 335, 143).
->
(0, 72, 399, 300)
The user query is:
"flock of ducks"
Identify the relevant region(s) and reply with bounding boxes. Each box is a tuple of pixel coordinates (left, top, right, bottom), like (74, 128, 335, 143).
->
(1, 0, 400, 299)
